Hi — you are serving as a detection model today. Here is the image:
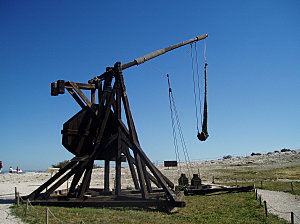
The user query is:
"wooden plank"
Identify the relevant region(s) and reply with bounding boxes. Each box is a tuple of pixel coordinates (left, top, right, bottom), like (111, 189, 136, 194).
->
(41, 162, 85, 199)
(124, 148, 139, 190)
(134, 152, 149, 199)
(93, 84, 117, 151)
(116, 86, 121, 119)
(66, 88, 86, 109)
(114, 63, 139, 144)
(69, 82, 93, 108)
(70, 156, 89, 162)
(27, 161, 77, 200)
(30, 198, 185, 208)
(147, 172, 161, 188)
(91, 89, 96, 104)
(115, 82, 122, 196)
(97, 80, 104, 112)
(118, 119, 169, 188)
(142, 160, 153, 193)
(115, 128, 122, 196)
(132, 142, 176, 202)
(68, 162, 86, 196)
(65, 82, 96, 90)
(126, 150, 160, 188)
(118, 119, 132, 147)
(78, 161, 94, 199)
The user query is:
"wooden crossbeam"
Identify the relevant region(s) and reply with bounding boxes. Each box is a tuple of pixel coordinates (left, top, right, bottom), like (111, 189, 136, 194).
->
(69, 82, 93, 108)
(66, 88, 86, 109)
(65, 82, 96, 90)
(28, 161, 77, 200)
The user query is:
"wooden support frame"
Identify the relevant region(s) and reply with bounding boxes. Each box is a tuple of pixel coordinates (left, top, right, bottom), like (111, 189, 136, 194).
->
(25, 61, 185, 210)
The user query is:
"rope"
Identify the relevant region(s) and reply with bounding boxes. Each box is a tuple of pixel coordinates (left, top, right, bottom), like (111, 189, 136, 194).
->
(194, 42, 203, 122)
(141, 45, 195, 177)
(20, 197, 39, 211)
(168, 75, 192, 177)
(167, 74, 182, 176)
(264, 201, 291, 214)
(171, 93, 192, 177)
(292, 182, 300, 190)
(190, 44, 200, 133)
(48, 208, 65, 224)
(167, 74, 192, 178)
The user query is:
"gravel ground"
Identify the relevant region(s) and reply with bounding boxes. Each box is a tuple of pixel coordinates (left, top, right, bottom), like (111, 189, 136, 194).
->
(257, 189, 300, 224)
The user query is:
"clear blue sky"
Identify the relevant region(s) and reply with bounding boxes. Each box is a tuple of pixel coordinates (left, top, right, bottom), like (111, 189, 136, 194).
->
(1, 0, 299, 171)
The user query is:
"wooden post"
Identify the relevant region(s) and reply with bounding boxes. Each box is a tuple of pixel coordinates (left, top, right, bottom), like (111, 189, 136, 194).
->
(91, 89, 96, 104)
(104, 160, 110, 192)
(134, 153, 149, 199)
(291, 212, 294, 224)
(235, 179, 238, 187)
(291, 182, 294, 192)
(45, 207, 49, 224)
(125, 148, 139, 189)
(142, 160, 153, 193)
(260, 181, 263, 189)
(68, 162, 85, 196)
(212, 176, 215, 184)
(115, 130, 122, 196)
(78, 162, 93, 198)
(263, 200, 267, 217)
(17, 192, 20, 206)
(259, 196, 262, 206)
(14, 187, 17, 204)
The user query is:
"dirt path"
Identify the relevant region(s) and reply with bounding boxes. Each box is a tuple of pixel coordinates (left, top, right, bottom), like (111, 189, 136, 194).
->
(257, 189, 300, 224)
(0, 201, 24, 224)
